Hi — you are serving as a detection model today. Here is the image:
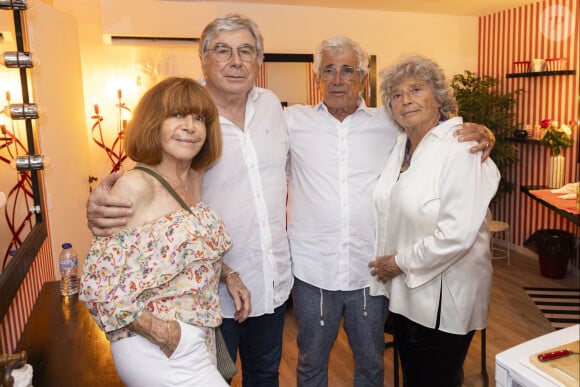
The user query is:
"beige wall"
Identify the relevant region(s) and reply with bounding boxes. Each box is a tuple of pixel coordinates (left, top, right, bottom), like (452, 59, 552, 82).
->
(96, 0, 477, 75)
(33, 0, 478, 261)
(50, 0, 477, 176)
(27, 3, 91, 275)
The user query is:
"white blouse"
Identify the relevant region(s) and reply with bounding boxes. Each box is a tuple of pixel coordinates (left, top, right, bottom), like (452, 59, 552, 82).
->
(371, 117, 500, 334)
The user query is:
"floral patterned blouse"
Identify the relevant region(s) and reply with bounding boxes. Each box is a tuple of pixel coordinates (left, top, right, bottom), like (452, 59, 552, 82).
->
(80, 202, 232, 348)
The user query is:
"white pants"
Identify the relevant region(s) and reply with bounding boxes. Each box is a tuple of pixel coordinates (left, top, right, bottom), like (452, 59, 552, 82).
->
(111, 320, 227, 387)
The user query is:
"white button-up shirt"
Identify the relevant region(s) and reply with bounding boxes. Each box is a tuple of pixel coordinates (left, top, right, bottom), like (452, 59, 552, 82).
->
(371, 117, 500, 334)
(286, 99, 399, 291)
(202, 87, 292, 318)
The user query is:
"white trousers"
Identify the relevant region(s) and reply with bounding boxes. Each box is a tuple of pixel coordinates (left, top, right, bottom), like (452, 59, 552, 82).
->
(111, 320, 227, 387)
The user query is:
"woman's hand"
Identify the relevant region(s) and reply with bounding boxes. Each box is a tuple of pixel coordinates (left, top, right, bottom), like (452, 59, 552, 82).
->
(86, 171, 133, 236)
(368, 254, 403, 283)
(222, 264, 252, 323)
(127, 312, 181, 358)
(455, 122, 496, 161)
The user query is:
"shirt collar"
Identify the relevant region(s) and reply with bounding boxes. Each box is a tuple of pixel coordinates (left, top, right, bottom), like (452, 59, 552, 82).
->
(429, 116, 464, 139)
(247, 86, 263, 102)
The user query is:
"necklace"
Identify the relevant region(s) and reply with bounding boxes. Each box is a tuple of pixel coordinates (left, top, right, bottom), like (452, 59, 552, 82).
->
(400, 137, 412, 173)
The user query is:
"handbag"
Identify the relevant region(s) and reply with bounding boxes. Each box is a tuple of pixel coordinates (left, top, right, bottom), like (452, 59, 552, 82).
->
(215, 327, 238, 380)
(133, 166, 238, 380)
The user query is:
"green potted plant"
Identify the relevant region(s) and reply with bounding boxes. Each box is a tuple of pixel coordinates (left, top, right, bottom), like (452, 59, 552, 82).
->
(451, 70, 520, 203)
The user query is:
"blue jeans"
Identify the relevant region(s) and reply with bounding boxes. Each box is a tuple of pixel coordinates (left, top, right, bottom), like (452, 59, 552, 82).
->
(221, 303, 286, 387)
(293, 278, 389, 387)
(394, 313, 475, 387)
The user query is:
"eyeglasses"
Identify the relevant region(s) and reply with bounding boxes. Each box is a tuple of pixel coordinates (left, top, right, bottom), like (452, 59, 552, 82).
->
(390, 86, 426, 102)
(209, 43, 258, 62)
(320, 66, 362, 81)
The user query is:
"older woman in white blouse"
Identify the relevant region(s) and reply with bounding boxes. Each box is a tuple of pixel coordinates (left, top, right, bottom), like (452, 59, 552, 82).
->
(368, 55, 500, 387)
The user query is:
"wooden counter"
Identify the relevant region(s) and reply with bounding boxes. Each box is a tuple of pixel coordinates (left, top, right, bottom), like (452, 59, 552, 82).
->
(15, 281, 123, 387)
(521, 185, 580, 226)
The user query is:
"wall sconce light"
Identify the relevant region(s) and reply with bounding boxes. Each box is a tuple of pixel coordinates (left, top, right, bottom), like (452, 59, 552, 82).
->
(5, 103, 38, 119)
(2, 51, 33, 68)
(0, 0, 27, 10)
(11, 154, 47, 171)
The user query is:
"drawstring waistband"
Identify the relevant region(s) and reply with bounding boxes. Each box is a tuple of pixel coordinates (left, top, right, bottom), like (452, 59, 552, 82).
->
(318, 287, 369, 327)
(363, 288, 368, 317)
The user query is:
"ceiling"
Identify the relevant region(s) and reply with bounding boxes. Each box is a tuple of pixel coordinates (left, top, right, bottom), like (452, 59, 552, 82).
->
(181, 0, 534, 16)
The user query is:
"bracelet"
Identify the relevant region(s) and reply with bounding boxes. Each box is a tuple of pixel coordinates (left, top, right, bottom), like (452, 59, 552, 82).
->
(221, 270, 239, 281)
(161, 321, 171, 352)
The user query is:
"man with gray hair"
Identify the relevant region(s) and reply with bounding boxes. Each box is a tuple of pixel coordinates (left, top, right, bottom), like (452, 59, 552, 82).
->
(285, 36, 494, 386)
(87, 13, 292, 387)
(198, 14, 292, 386)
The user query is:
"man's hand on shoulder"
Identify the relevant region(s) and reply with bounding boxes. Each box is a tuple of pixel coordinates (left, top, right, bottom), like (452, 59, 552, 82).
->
(87, 171, 133, 236)
(455, 122, 496, 161)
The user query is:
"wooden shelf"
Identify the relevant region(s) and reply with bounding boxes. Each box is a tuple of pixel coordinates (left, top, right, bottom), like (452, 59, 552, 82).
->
(506, 137, 541, 144)
(506, 70, 576, 78)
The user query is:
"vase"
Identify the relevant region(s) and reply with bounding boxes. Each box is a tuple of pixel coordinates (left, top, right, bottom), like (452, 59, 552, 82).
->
(546, 154, 565, 188)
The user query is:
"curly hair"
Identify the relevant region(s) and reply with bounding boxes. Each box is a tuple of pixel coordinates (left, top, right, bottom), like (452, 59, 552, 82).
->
(380, 55, 457, 119)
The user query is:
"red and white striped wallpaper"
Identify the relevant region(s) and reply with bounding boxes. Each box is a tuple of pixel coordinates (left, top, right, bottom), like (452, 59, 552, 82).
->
(478, 0, 579, 263)
(0, 238, 53, 354)
(307, 62, 323, 105)
(256, 62, 268, 88)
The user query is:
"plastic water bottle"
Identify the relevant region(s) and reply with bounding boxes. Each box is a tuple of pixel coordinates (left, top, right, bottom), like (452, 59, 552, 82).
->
(59, 242, 79, 296)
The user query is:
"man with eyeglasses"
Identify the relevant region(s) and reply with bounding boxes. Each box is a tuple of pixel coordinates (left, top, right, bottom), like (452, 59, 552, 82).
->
(197, 13, 292, 387)
(285, 36, 495, 386)
(86, 13, 292, 387)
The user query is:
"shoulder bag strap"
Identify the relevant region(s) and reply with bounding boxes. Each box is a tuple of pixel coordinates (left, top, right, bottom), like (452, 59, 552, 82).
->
(133, 165, 193, 214)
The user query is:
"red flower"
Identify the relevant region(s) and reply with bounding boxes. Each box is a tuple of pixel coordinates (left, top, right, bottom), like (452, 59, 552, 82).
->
(540, 119, 551, 129)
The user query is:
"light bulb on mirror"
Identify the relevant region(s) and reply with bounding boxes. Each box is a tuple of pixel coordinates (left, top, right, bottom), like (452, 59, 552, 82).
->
(2, 51, 35, 68)
(0, 0, 27, 10)
(10, 155, 50, 171)
(4, 103, 39, 119)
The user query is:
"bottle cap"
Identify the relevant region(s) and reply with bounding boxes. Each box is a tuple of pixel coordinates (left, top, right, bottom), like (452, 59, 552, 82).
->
(61, 242, 72, 249)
